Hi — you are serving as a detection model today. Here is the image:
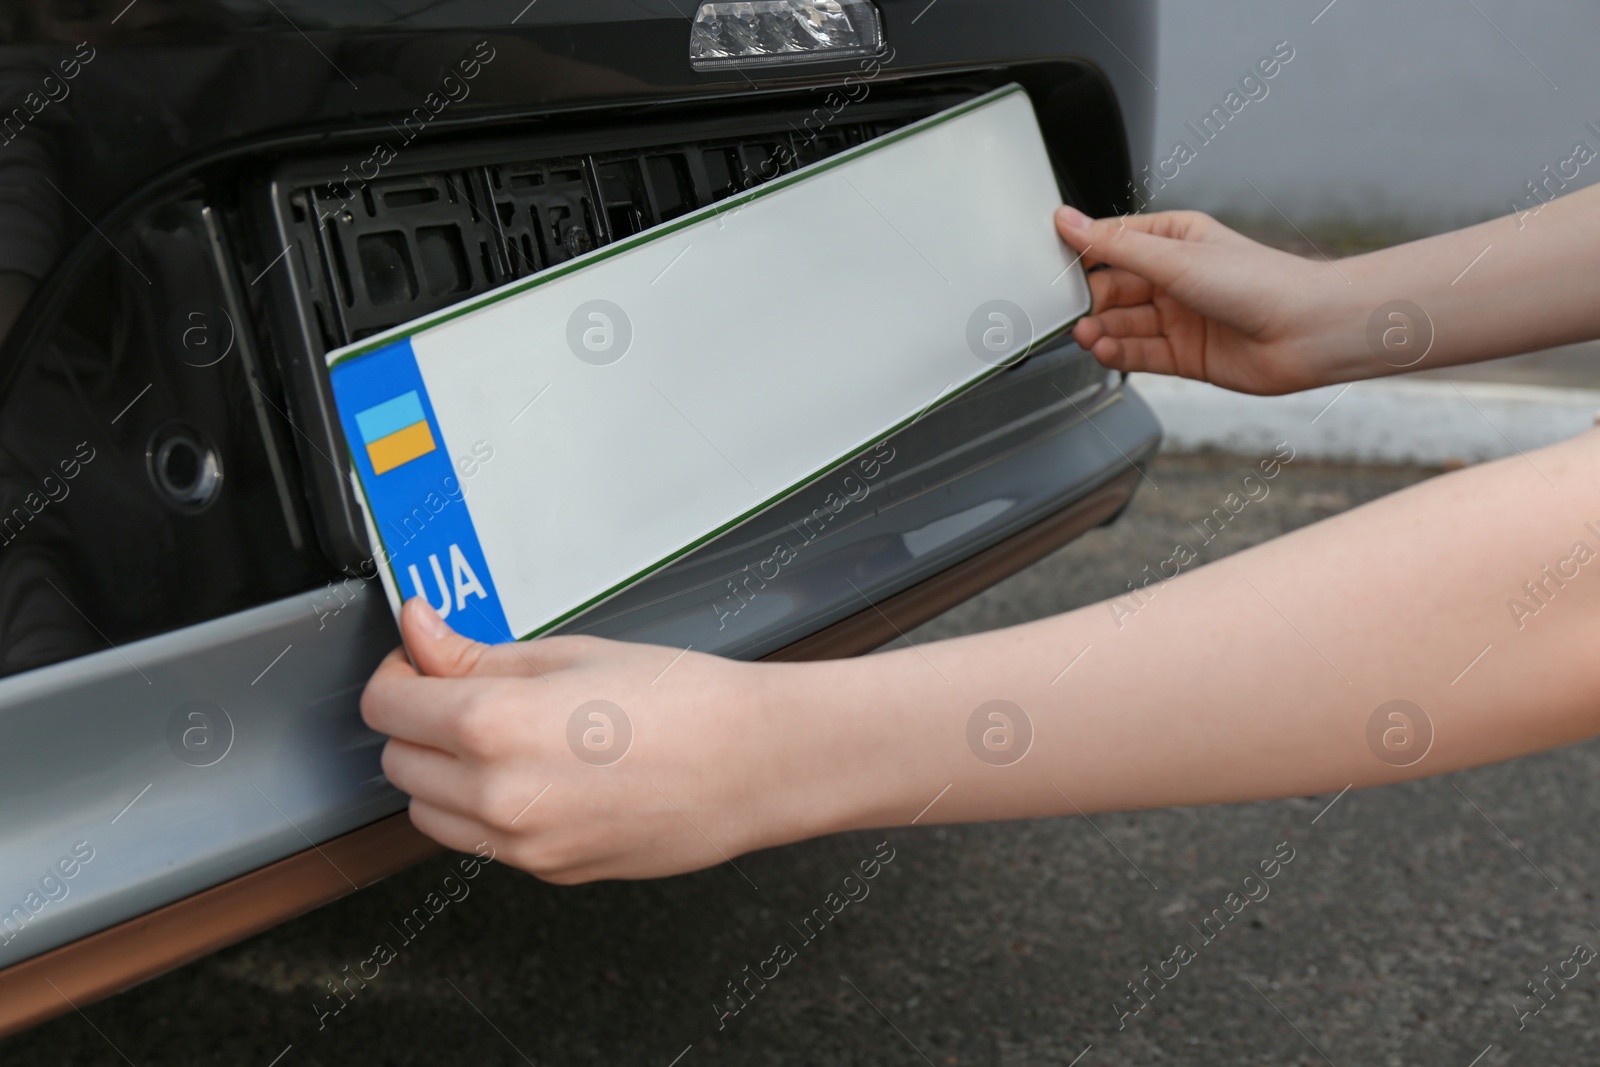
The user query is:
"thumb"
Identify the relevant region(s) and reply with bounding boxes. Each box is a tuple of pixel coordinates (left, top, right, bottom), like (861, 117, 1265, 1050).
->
(401, 597, 492, 678)
(1055, 206, 1199, 291)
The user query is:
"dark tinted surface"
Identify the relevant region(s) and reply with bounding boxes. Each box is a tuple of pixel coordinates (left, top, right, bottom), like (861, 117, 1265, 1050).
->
(0, 199, 325, 677)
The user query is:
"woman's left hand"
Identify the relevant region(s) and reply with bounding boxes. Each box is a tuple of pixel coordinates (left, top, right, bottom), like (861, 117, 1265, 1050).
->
(361, 598, 815, 883)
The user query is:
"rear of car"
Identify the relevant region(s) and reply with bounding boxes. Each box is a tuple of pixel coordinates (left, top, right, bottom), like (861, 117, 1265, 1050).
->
(0, 0, 1159, 1034)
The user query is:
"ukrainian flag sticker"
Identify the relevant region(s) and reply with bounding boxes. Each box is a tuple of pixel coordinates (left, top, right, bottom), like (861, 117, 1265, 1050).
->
(327, 337, 511, 645)
(355, 390, 437, 475)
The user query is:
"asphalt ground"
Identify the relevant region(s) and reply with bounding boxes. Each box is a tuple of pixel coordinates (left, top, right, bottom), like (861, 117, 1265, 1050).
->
(8, 450, 1600, 1067)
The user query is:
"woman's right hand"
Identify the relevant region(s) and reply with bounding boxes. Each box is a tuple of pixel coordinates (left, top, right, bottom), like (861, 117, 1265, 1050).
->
(1055, 206, 1356, 396)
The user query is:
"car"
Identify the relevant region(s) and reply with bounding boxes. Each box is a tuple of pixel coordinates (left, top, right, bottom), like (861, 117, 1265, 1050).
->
(0, 0, 1159, 1036)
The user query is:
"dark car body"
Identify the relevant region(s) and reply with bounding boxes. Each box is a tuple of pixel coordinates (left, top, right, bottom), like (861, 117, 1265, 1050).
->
(0, 0, 1159, 1034)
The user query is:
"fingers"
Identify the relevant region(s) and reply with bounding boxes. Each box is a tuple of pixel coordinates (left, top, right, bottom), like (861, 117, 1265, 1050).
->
(409, 799, 590, 884)
(384, 733, 558, 832)
(381, 736, 470, 806)
(1107, 340, 1184, 377)
(408, 797, 495, 856)
(401, 598, 495, 677)
(1058, 205, 1216, 244)
(371, 644, 419, 682)
(1074, 303, 1164, 364)
(1088, 268, 1155, 313)
(362, 648, 467, 750)
(1093, 305, 1164, 339)
(1081, 335, 1184, 377)
(1056, 207, 1207, 291)
(361, 664, 490, 754)
(400, 597, 571, 680)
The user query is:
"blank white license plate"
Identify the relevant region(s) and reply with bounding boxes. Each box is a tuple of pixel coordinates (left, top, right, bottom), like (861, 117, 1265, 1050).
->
(325, 84, 1091, 644)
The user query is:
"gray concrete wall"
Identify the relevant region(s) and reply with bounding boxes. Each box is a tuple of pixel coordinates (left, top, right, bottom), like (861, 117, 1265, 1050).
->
(1151, 0, 1600, 231)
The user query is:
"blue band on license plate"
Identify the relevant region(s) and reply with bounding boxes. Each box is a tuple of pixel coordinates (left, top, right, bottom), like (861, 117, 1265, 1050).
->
(329, 339, 512, 644)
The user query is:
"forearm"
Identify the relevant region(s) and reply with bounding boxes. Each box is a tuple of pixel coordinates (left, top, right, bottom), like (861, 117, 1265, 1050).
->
(1316, 182, 1600, 383)
(773, 430, 1600, 839)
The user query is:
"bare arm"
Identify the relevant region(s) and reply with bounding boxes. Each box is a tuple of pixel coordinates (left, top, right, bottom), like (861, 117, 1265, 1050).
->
(801, 430, 1600, 834)
(1058, 183, 1600, 393)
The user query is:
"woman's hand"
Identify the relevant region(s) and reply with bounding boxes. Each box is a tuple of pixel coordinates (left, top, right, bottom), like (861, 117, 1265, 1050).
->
(1056, 206, 1355, 395)
(362, 599, 823, 883)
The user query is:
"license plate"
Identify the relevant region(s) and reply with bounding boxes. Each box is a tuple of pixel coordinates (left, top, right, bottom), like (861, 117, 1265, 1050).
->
(325, 84, 1090, 644)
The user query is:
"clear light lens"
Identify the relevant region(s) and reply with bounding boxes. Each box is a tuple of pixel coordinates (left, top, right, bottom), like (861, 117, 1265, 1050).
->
(690, 1, 884, 69)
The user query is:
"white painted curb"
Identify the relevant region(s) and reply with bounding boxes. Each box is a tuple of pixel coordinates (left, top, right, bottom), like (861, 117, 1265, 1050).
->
(1129, 373, 1600, 466)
